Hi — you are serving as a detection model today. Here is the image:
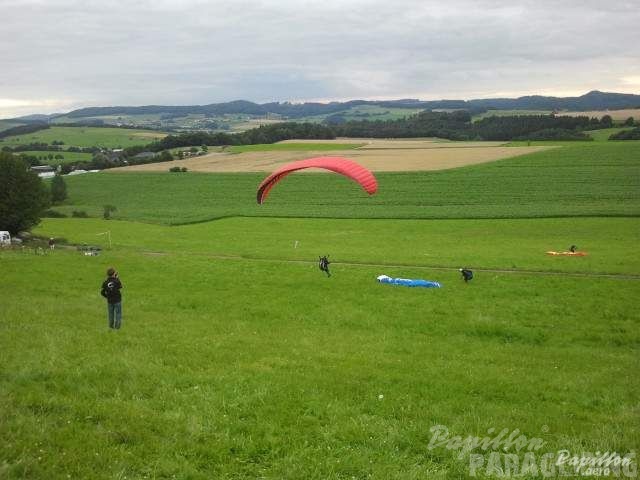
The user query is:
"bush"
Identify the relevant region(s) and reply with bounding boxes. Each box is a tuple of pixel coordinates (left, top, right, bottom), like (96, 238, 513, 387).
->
(51, 174, 68, 203)
(513, 128, 592, 141)
(609, 127, 640, 140)
(71, 210, 89, 218)
(0, 123, 49, 140)
(103, 205, 117, 219)
(169, 166, 188, 172)
(42, 209, 68, 218)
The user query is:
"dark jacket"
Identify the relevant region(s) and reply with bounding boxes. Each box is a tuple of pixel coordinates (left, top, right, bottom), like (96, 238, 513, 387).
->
(319, 256, 330, 271)
(101, 276, 123, 304)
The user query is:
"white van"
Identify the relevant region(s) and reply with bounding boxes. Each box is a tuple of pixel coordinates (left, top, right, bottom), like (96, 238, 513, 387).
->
(0, 231, 11, 246)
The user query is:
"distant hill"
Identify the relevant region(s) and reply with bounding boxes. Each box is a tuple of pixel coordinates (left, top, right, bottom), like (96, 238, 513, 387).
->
(14, 113, 62, 121)
(2, 91, 638, 134)
(59, 91, 640, 119)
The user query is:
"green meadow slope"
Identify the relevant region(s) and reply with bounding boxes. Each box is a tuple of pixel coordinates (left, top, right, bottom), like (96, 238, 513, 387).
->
(2, 245, 638, 479)
(1, 139, 639, 479)
(0, 126, 165, 148)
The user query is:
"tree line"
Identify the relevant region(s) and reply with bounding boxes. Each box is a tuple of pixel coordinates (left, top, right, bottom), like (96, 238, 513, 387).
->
(331, 111, 611, 141)
(0, 123, 49, 139)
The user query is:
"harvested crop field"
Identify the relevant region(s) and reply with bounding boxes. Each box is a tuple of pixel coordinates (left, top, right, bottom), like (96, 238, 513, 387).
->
(113, 139, 549, 173)
(556, 108, 640, 120)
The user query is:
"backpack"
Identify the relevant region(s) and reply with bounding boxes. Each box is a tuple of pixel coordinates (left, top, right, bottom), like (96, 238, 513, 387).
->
(103, 278, 119, 297)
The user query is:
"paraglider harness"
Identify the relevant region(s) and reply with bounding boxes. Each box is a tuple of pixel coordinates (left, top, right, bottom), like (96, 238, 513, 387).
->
(319, 255, 331, 277)
(460, 268, 473, 283)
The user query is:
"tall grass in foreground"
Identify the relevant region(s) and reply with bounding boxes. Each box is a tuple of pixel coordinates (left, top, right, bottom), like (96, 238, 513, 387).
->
(1, 249, 638, 479)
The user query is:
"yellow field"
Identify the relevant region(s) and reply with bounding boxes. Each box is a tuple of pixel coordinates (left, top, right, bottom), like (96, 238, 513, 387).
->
(113, 139, 549, 173)
(556, 109, 640, 120)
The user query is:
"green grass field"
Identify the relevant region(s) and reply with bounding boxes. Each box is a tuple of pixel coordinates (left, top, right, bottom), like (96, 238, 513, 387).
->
(298, 105, 423, 123)
(17, 151, 93, 165)
(50, 142, 640, 223)
(32, 216, 640, 275)
(2, 216, 639, 479)
(52, 114, 165, 125)
(2, 138, 639, 479)
(0, 126, 166, 149)
(585, 127, 636, 142)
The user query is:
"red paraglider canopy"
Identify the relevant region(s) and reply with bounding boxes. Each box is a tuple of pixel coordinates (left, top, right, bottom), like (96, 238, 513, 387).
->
(256, 156, 378, 204)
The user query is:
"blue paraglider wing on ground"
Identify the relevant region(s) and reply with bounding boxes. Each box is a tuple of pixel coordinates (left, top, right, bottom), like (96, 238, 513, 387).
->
(377, 275, 441, 288)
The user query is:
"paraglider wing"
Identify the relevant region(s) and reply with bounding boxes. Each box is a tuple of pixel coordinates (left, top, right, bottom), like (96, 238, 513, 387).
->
(256, 156, 378, 204)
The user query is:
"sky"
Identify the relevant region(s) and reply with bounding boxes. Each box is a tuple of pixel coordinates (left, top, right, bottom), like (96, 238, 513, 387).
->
(1, 0, 639, 118)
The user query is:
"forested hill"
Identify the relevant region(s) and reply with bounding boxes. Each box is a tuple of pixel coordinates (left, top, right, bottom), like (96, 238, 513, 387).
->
(61, 91, 640, 119)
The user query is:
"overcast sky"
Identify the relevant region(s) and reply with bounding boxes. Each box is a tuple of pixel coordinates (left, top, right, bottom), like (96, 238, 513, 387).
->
(1, 0, 639, 118)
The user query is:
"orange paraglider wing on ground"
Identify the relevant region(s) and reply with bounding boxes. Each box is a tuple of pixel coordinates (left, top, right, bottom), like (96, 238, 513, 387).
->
(256, 156, 378, 204)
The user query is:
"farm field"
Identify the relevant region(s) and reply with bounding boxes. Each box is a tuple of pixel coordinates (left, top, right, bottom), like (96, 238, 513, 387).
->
(0, 126, 166, 148)
(297, 105, 423, 123)
(57, 142, 640, 222)
(584, 127, 636, 142)
(278, 139, 501, 147)
(2, 135, 639, 479)
(114, 138, 545, 173)
(555, 108, 640, 121)
(228, 143, 364, 153)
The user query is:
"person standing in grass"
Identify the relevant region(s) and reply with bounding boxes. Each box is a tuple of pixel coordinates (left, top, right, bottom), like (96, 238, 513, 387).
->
(101, 267, 123, 329)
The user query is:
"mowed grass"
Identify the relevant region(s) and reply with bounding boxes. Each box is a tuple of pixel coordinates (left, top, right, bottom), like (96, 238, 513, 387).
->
(1, 242, 638, 479)
(33, 216, 640, 275)
(53, 142, 640, 223)
(0, 126, 166, 148)
(228, 143, 363, 153)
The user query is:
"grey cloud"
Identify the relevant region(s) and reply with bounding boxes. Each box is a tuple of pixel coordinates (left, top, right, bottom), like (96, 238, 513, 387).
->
(0, 0, 638, 116)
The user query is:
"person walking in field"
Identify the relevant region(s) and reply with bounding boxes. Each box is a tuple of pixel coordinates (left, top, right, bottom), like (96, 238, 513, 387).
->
(101, 267, 123, 329)
(319, 255, 331, 277)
